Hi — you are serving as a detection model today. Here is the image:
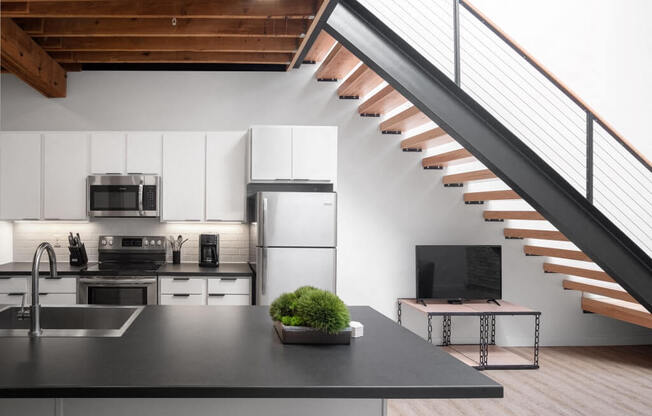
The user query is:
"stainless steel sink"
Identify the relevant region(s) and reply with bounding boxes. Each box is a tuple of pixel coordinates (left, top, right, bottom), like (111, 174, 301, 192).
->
(0, 305, 144, 337)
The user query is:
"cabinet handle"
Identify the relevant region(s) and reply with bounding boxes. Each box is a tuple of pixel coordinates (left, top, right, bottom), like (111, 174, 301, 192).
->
(172, 293, 190, 297)
(173, 277, 190, 281)
(21, 218, 39, 221)
(209, 293, 225, 297)
(220, 278, 237, 281)
(7, 292, 25, 296)
(0, 276, 12, 280)
(39, 293, 49, 296)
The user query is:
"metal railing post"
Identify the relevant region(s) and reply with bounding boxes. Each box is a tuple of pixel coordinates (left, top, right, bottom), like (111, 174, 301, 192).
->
(453, 0, 461, 86)
(586, 112, 594, 203)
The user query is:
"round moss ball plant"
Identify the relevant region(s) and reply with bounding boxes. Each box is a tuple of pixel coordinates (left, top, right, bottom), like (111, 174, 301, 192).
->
(269, 287, 350, 334)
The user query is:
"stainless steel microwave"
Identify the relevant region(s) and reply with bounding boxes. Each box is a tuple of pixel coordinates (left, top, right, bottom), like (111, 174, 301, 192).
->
(87, 175, 160, 218)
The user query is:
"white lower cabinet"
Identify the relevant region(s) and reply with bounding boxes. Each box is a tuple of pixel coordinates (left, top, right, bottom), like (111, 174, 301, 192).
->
(207, 294, 250, 306)
(0, 276, 77, 305)
(160, 294, 205, 306)
(158, 275, 251, 305)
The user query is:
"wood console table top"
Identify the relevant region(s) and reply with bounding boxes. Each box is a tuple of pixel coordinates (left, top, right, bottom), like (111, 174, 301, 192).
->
(399, 299, 539, 316)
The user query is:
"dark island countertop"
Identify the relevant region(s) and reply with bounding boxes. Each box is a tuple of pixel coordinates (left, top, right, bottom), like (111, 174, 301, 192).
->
(0, 262, 252, 278)
(0, 306, 502, 399)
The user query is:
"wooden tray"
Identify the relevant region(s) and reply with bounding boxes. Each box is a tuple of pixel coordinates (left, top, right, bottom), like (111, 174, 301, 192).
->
(273, 321, 351, 345)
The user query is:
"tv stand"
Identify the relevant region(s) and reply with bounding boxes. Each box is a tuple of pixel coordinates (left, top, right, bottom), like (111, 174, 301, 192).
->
(397, 299, 540, 370)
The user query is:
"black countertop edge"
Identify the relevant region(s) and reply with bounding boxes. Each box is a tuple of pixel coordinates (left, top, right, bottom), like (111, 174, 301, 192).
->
(0, 385, 503, 399)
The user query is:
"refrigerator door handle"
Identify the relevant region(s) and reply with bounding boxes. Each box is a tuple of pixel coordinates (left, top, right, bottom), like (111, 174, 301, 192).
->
(261, 248, 267, 295)
(261, 197, 268, 247)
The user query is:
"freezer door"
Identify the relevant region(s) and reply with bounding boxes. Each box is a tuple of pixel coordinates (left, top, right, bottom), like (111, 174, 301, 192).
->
(257, 192, 336, 247)
(257, 247, 336, 305)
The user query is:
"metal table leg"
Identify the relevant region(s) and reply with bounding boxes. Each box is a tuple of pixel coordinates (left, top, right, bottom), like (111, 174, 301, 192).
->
(427, 315, 433, 343)
(441, 315, 452, 346)
(397, 300, 402, 326)
(490, 314, 496, 345)
(534, 314, 540, 367)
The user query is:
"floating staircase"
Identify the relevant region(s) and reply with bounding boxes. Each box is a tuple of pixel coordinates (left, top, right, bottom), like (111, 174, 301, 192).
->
(299, 0, 652, 329)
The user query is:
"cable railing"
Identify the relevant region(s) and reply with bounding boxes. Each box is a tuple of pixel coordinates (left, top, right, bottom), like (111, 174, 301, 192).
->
(358, 0, 652, 255)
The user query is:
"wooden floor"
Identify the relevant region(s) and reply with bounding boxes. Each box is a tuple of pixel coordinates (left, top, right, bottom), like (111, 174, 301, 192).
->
(389, 346, 652, 416)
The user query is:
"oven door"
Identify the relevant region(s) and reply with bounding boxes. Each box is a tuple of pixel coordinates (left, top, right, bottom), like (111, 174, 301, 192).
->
(78, 277, 158, 305)
(87, 175, 159, 218)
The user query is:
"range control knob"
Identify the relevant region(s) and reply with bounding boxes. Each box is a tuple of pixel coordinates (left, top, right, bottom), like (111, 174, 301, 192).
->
(108, 239, 113, 246)
(156, 240, 162, 246)
(101, 239, 107, 246)
(144, 240, 149, 246)
(150, 240, 155, 246)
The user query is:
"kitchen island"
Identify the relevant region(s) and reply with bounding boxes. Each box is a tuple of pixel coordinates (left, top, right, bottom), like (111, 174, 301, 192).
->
(0, 306, 502, 415)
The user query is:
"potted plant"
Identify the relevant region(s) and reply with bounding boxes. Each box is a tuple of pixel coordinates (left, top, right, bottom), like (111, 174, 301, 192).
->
(269, 286, 352, 345)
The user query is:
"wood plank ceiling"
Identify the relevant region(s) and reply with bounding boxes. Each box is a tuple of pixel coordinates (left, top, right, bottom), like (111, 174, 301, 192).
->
(1, 0, 325, 97)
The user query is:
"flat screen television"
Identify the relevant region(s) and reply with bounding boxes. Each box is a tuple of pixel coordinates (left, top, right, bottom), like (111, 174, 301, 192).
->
(416, 245, 501, 302)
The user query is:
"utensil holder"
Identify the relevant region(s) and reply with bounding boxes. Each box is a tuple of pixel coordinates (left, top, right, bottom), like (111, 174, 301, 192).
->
(172, 251, 181, 264)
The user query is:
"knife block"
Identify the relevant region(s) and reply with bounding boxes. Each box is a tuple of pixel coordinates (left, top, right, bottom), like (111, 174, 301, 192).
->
(69, 243, 88, 266)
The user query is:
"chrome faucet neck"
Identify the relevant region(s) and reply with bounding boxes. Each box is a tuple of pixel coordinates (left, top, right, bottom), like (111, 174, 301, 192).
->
(30, 242, 58, 337)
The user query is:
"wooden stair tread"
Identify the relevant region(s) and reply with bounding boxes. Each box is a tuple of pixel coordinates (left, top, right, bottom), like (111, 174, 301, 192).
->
(423, 148, 475, 168)
(581, 297, 651, 329)
(464, 190, 520, 202)
(443, 169, 496, 184)
(401, 127, 452, 151)
(337, 64, 383, 98)
(304, 31, 336, 63)
(563, 280, 636, 303)
(543, 263, 614, 283)
(504, 228, 568, 241)
(483, 211, 545, 221)
(315, 43, 359, 80)
(524, 245, 592, 262)
(380, 106, 430, 133)
(358, 85, 407, 116)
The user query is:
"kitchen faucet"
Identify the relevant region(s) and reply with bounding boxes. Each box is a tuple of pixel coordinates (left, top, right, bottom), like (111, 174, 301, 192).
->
(27, 242, 58, 337)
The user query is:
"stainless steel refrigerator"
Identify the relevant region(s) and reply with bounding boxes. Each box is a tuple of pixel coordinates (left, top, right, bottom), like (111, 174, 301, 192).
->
(254, 191, 337, 305)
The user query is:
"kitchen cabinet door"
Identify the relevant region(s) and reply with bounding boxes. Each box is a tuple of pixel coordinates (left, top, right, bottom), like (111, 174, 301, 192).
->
(206, 131, 246, 221)
(43, 133, 89, 220)
(162, 132, 205, 221)
(292, 126, 337, 182)
(127, 132, 162, 174)
(249, 126, 292, 181)
(90, 132, 125, 174)
(0, 133, 42, 220)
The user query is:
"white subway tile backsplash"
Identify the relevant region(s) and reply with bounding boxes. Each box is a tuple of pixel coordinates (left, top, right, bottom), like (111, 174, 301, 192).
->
(13, 219, 250, 263)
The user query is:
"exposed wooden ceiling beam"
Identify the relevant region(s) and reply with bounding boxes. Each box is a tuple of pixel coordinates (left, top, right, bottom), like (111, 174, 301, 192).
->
(37, 36, 299, 53)
(1, 0, 318, 19)
(0, 17, 66, 97)
(14, 18, 309, 38)
(49, 51, 293, 64)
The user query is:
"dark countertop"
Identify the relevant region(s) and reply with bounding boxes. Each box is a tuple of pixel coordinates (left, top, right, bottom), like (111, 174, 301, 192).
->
(0, 262, 95, 276)
(0, 306, 502, 399)
(158, 263, 252, 277)
(0, 262, 252, 277)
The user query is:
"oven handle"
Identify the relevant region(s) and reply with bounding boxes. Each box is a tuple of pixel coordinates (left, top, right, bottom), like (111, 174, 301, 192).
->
(79, 278, 157, 284)
(138, 180, 144, 216)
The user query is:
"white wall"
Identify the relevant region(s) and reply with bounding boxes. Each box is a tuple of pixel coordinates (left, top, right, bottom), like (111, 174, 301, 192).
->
(471, 0, 652, 158)
(1, 67, 650, 345)
(0, 221, 12, 264)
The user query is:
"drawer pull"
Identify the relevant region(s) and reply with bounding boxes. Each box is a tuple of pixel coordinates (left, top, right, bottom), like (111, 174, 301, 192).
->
(0, 276, 13, 280)
(172, 293, 190, 297)
(40, 293, 49, 296)
(7, 292, 25, 296)
(220, 278, 237, 281)
(172, 277, 190, 281)
(209, 293, 226, 297)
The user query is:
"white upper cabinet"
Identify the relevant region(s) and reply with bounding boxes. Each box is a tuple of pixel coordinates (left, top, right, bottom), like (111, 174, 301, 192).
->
(206, 131, 246, 222)
(248, 126, 337, 183)
(162, 132, 205, 221)
(0, 133, 42, 220)
(43, 133, 89, 220)
(249, 126, 293, 181)
(127, 132, 162, 174)
(90, 132, 126, 174)
(292, 126, 337, 182)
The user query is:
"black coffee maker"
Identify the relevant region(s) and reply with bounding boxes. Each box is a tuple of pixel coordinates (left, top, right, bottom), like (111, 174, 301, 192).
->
(199, 234, 219, 267)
